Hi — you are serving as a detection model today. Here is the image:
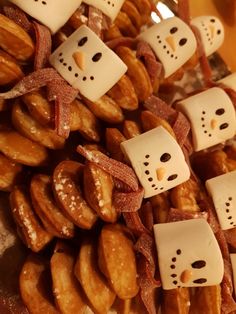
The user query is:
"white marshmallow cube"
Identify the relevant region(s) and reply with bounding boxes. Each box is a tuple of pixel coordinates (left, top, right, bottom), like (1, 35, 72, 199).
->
(10, 0, 82, 34)
(176, 87, 236, 152)
(120, 126, 190, 198)
(138, 17, 197, 78)
(191, 16, 224, 57)
(218, 73, 236, 92)
(49, 25, 127, 102)
(83, 0, 125, 21)
(206, 170, 236, 230)
(154, 219, 224, 290)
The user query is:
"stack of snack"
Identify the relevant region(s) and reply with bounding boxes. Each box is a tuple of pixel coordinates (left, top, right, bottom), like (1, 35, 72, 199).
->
(0, 0, 236, 313)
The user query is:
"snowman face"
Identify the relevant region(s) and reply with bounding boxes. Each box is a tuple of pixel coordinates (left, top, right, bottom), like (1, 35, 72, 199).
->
(206, 171, 236, 230)
(176, 87, 236, 151)
(218, 73, 236, 92)
(10, 0, 82, 33)
(154, 219, 224, 290)
(83, 0, 125, 21)
(191, 16, 224, 56)
(138, 17, 197, 78)
(120, 126, 190, 198)
(49, 25, 127, 102)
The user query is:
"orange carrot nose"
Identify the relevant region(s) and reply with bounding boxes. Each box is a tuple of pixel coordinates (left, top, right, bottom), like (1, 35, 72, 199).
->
(156, 167, 166, 181)
(180, 269, 193, 283)
(73, 51, 86, 71)
(209, 25, 215, 39)
(165, 35, 176, 52)
(210, 119, 217, 130)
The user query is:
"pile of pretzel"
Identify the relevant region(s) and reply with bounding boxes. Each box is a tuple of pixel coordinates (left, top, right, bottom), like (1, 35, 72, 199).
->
(0, 0, 236, 313)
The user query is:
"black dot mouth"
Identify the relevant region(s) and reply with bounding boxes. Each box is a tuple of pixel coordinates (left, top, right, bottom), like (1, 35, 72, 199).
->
(157, 34, 178, 60)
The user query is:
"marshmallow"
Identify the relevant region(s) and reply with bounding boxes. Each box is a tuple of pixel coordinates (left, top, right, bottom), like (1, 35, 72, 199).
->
(176, 87, 236, 151)
(206, 170, 236, 230)
(10, 0, 82, 34)
(218, 73, 236, 92)
(120, 126, 190, 198)
(191, 16, 224, 57)
(49, 25, 127, 102)
(154, 219, 224, 290)
(83, 0, 125, 21)
(138, 17, 197, 78)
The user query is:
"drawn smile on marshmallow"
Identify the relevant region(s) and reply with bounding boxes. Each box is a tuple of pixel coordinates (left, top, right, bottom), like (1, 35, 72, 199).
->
(156, 26, 188, 60)
(57, 35, 104, 82)
(200, 18, 222, 47)
(169, 249, 207, 287)
(200, 107, 229, 138)
(143, 152, 178, 192)
(224, 196, 236, 227)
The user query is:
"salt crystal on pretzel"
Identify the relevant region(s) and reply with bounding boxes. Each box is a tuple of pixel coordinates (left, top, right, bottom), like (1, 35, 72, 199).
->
(176, 87, 236, 152)
(154, 219, 224, 290)
(83, 0, 125, 22)
(191, 16, 224, 57)
(121, 126, 190, 198)
(206, 170, 236, 230)
(138, 17, 197, 78)
(9, 0, 82, 34)
(49, 25, 127, 102)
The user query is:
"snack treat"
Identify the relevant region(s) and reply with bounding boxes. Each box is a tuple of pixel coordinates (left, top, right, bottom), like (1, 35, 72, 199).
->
(219, 72, 236, 91)
(9, 0, 82, 33)
(154, 219, 224, 290)
(49, 25, 127, 101)
(83, 0, 125, 21)
(138, 16, 197, 78)
(176, 87, 236, 151)
(121, 126, 190, 198)
(191, 16, 224, 57)
(206, 170, 236, 230)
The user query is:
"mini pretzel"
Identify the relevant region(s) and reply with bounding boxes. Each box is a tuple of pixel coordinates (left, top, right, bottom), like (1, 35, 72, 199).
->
(0, 129, 48, 166)
(50, 241, 87, 313)
(10, 186, 53, 252)
(107, 74, 138, 111)
(83, 161, 117, 222)
(121, 1, 142, 31)
(106, 128, 126, 162)
(30, 174, 75, 238)
(123, 120, 141, 139)
(0, 50, 23, 86)
(114, 11, 139, 38)
(190, 285, 221, 314)
(52, 160, 97, 229)
(20, 254, 59, 314)
(0, 153, 22, 192)
(98, 224, 139, 299)
(129, 0, 152, 24)
(104, 24, 122, 41)
(116, 46, 153, 102)
(83, 95, 124, 124)
(12, 101, 65, 150)
(0, 14, 34, 61)
(74, 238, 116, 313)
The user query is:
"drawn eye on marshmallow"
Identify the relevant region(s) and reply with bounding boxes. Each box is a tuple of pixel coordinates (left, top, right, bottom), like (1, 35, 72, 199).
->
(191, 16, 224, 56)
(154, 219, 224, 290)
(49, 25, 127, 102)
(138, 17, 197, 78)
(9, 0, 82, 33)
(82, 0, 125, 21)
(120, 126, 190, 198)
(176, 87, 236, 151)
(206, 170, 236, 230)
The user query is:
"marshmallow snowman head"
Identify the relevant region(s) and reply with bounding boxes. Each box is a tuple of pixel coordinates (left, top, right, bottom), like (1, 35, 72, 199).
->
(120, 126, 190, 198)
(82, 0, 125, 21)
(176, 87, 236, 152)
(49, 25, 127, 102)
(138, 17, 197, 78)
(206, 170, 236, 230)
(154, 219, 224, 290)
(9, 0, 82, 34)
(219, 73, 236, 91)
(191, 16, 224, 57)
